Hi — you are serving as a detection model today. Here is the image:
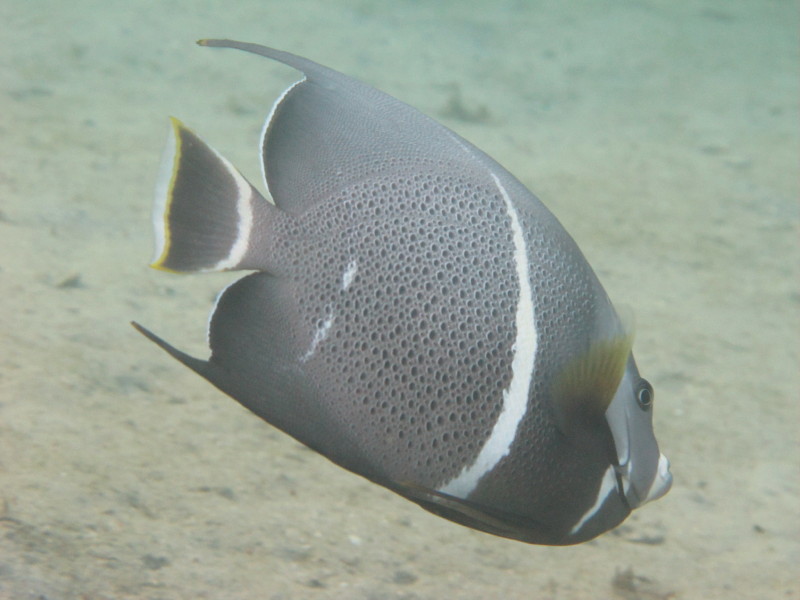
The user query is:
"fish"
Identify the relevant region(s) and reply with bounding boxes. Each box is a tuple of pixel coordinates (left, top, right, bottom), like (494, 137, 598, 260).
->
(133, 39, 671, 546)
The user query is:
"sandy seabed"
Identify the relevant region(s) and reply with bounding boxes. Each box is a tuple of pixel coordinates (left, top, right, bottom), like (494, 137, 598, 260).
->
(1, 1, 797, 599)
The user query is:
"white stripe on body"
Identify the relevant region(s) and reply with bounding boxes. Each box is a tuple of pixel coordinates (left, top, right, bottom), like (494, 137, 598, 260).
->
(438, 173, 537, 499)
(569, 465, 617, 536)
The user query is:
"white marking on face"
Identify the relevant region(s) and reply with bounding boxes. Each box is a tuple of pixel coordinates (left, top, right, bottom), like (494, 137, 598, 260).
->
(569, 465, 618, 536)
(643, 453, 672, 504)
(605, 368, 672, 508)
(438, 172, 537, 499)
(301, 312, 335, 363)
(341, 260, 358, 291)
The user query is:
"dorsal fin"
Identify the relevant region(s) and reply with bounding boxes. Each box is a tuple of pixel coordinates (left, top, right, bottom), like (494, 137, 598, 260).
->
(198, 39, 491, 214)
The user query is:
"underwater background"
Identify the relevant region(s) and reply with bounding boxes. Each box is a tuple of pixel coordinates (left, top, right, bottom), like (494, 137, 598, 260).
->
(1, 1, 797, 598)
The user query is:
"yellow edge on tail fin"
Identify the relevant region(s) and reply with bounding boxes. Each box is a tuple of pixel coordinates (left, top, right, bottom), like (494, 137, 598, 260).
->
(150, 117, 184, 273)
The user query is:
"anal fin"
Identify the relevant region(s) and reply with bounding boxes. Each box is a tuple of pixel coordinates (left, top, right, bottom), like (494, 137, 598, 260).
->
(131, 321, 213, 379)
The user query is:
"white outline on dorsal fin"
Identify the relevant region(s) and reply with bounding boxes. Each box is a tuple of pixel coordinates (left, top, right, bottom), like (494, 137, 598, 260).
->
(259, 76, 306, 199)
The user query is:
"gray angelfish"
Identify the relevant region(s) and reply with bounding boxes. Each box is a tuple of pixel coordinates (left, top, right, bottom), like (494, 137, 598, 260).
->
(134, 39, 671, 545)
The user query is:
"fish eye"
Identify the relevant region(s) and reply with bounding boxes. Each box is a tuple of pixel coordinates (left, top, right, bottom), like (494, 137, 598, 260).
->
(636, 380, 654, 411)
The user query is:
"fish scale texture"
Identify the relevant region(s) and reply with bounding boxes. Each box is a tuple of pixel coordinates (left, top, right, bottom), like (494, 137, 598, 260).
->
(270, 164, 519, 487)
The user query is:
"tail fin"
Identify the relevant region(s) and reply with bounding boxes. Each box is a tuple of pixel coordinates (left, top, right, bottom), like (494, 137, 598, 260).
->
(151, 118, 278, 273)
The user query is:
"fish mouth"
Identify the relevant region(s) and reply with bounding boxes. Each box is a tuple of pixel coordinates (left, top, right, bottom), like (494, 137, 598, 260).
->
(616, 452, 672, 508)
(642, 453, 672, 504)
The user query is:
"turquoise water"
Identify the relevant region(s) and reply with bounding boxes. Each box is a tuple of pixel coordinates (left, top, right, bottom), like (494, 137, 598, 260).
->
(1, 1, 797, 598)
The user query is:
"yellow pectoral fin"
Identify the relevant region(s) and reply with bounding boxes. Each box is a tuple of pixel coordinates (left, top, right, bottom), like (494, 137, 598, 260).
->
(551, 326, 634, 439)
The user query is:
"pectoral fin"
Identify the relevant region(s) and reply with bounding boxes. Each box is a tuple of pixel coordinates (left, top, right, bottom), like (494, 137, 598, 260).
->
(550, 320, 634, 442)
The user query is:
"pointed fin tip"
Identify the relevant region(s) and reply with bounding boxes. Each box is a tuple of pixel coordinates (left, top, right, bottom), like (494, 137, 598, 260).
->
(131, 321, 181, 355)
(131, 321, 210, 374)
(193, 39, 306, 73)
(197, 39, 250, 51)
(131, 320, 160, 343)
(196, 39, 242, 49)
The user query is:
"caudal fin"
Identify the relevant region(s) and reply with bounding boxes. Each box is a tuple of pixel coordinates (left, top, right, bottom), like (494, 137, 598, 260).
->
(151, 118, 278, 273)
